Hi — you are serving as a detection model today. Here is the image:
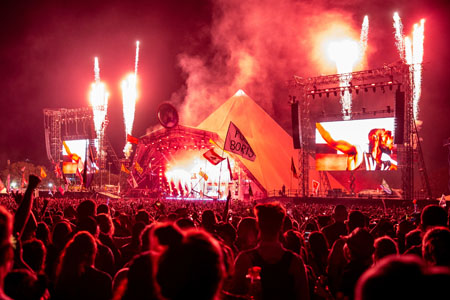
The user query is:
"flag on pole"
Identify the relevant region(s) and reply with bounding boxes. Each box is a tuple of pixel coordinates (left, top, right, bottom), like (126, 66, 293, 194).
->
(40, 167, 47, 179)
(127, 134, 139, 145)
(134, 162, 143, 174)
(203, 149, 225, 165)
(291, 157, 299, 179)
(439, 194, 447, 208)
(223, 122, 256, 161)
(0, 179, 5, 193)
(6, 175, 10, 192)
(83, 145, 96, 188)
(199, 170, 208, 181)
(312, 180, 320, 196)
(76, 167, 83, 186)
(223, 190, 231, 222)
(380, 179, 392, 195)
(21, 172, 28, 188)
(58, 185, 65, 196)
(121, 164, 130, 174)
(130, 173, 138, 188)
(227, 158, 234, 180)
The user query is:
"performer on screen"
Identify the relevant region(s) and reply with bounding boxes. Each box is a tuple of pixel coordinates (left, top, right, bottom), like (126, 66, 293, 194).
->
(316, 123, 397, 171)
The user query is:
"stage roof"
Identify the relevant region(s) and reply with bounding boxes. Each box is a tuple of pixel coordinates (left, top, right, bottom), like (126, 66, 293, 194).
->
(197, 89, 346, 193)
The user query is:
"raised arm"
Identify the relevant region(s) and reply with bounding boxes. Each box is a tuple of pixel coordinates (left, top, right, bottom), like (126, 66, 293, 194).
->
(316, 123, 357, 155)
(13, 174, 40, 239)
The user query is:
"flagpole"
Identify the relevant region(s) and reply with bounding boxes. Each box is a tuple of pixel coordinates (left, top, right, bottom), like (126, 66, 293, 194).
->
(217, 147, 225, 200)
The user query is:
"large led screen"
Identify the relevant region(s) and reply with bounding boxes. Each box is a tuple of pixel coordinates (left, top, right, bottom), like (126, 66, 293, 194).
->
(62, 139, 93, 174)
(315, 118, 397, 171)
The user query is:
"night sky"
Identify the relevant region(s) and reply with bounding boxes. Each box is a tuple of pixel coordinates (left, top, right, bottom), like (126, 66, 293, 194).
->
(1, 0, 449, 190)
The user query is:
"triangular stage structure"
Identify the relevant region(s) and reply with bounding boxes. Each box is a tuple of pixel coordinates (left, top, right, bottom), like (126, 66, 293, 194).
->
(197, 89, 346, 194)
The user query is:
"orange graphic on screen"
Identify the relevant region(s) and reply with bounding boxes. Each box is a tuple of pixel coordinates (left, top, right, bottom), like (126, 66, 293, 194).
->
(316, 122, 397, 171)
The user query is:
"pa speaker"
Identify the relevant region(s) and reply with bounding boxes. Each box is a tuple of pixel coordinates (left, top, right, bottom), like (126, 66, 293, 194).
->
(394, 89, 405, 144)
(291, 102, 301, 149)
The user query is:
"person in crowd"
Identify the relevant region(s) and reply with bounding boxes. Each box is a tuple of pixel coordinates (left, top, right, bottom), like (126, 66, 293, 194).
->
(231, 202, 309, 300)
(372, 236, 398, 264)
(355, 255, 450, 300)
(4, 269, 47, 300)
(347, 210, 366, 233)
(338, 228, 374, 300)
(322, 205, 348, 248)
(77, 216, 115, 277)
(0, 206, 14, 300)
(53, 231, 112, 300)
(22, 238, 46, 274)
(235, 217, 259, 252)
(422, 226, 450, 267)
(156, 224, 225, 300)
(307, 232, 329, 278)
(201, 210, 218, 234)
(420, 205, 448, 231)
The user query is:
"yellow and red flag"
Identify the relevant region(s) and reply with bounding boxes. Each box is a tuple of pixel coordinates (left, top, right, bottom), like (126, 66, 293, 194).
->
(121, 164, 130, 174)
(40, 167, 47, 178)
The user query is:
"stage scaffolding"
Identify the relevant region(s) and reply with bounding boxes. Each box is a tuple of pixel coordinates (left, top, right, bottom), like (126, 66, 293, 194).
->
(43, 107, 120, 179)
(288, 62, 431, 200)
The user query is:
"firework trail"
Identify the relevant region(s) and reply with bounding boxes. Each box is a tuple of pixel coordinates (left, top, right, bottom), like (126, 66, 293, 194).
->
(412, 19, 425, 119)
(328, 40, 359, 120)
(94, 57, 100, 83)
(135, 41, 140, 76)
(122, 74, 137, 158)
(404, 37, 413, 64)
(359, 15, 369, 60)
(122, 41, 140, 159)
(393, 12, 405, 61)
(90, 57, 109, 135)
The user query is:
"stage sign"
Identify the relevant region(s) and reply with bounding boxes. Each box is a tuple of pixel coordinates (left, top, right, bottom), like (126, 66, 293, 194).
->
(315, 118, 397, 171)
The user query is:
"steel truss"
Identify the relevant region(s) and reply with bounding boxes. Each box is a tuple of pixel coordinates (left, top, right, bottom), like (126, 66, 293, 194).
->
(43, 107, 120, 173)
(288, 62, 430, 199)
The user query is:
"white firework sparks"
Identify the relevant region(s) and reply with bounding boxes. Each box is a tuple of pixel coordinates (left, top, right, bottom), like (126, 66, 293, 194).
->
(412, 19, 425, 119)
(359, 15, 369, 60)
(90, 57, 109, 136)
(327, 39, 360, 120)
(393, 12, 405, 61)
(122, 41, 140, 159)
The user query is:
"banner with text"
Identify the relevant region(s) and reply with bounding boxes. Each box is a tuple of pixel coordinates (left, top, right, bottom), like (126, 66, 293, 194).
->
(224, 122, 256, 161)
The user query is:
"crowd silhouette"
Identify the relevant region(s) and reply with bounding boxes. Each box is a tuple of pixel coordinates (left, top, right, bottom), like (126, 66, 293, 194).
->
(0, 174, 449, 299)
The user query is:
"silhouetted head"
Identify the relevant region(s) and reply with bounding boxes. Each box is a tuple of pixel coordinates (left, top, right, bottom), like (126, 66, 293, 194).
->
(333, 204, 348, 223)
(76, 199, 96, 220)
(156, 226, 224, 300)
(421, 205, 447, 231)
(254, 202, 286, 240)
(347, 210, 366, 233)
(355, 255, 426, 300)
(422, 226, 450, 267)
(344, 228, 374, 262)
(373, 236, 398, 263)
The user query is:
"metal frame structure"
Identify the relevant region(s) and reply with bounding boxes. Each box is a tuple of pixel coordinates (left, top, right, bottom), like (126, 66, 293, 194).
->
(43, 107, 120, 180)
(288, 62, 430, 200)
(127, 125, 266, 198)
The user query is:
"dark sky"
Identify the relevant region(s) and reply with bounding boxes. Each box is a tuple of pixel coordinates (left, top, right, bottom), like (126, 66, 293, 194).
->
(1, 0, 449, 188)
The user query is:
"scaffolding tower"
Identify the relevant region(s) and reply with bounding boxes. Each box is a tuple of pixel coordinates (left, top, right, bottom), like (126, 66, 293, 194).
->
(288, 62, 431, 200)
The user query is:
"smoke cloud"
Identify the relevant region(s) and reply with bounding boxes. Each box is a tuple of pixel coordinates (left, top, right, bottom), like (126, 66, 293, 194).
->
(172, 0, 363, 127)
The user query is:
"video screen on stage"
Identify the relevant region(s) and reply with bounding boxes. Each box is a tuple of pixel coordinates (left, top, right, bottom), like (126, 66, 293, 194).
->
(315, 118, 397, 171)
(62, 139, 94, 174)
